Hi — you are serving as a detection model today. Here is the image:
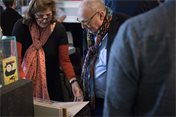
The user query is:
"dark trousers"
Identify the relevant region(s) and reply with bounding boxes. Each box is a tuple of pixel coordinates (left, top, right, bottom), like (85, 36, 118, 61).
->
(91, 98, 104, 117)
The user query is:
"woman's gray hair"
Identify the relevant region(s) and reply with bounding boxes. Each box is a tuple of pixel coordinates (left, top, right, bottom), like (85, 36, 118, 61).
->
(23, 0, 57, 25)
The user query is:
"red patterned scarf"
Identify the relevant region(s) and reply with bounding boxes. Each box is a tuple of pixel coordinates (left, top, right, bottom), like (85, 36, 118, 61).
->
(22, 23, 52, 100)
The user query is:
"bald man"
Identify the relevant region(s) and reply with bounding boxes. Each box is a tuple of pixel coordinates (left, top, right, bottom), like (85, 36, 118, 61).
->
(77, 0, 129, 116)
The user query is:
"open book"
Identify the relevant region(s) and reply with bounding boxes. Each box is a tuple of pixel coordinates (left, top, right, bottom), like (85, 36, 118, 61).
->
(34, 98, 89, 117)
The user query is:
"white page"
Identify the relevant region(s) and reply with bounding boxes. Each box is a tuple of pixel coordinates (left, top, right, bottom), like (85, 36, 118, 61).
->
(53, 101, 89, 117)
(34, 98, 89, 117)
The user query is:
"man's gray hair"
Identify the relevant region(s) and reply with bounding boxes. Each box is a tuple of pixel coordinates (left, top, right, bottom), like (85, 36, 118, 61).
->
(79, 0, 105, 12)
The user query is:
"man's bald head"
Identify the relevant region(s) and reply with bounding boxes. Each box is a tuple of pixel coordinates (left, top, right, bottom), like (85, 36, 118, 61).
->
(78, 0, 105, 16)
(77, 0, 107, 33)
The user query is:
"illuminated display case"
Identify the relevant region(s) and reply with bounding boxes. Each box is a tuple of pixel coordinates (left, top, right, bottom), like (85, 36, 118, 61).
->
(0, 36, 19, 87)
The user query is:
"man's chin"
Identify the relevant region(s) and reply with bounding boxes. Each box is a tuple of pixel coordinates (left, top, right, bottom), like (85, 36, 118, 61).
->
(88, 29, 97, 34)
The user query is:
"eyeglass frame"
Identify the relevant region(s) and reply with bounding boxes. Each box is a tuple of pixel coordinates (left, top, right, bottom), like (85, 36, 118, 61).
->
(77, 11, 99, 27)
(34, 12, 53, 21)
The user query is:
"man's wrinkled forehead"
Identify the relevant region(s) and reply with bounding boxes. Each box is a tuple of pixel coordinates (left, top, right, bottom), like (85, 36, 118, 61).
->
(78, 6, 93, 20)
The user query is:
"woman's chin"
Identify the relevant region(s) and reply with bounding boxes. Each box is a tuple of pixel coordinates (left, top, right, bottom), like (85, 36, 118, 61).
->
(38, 22, 50, 28)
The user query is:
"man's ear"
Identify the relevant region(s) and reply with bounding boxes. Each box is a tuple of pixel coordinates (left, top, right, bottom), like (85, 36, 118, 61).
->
(99, 11, 105, 21)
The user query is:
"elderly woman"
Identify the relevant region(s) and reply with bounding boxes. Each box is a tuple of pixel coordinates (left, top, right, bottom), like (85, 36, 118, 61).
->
(12, 0, 83, 102)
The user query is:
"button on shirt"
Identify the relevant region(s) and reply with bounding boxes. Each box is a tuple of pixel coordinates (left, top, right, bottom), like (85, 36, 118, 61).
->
(94, 34, 108, 98)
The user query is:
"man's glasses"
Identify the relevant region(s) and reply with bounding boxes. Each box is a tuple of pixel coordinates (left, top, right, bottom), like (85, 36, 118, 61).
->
(77, 11, 99, 27)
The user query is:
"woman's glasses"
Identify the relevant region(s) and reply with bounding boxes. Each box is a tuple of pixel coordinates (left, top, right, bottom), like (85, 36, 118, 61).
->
(35, 13, 52, 21)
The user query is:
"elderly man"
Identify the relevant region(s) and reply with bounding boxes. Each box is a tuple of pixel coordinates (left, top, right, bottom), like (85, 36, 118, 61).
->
(77, 0, 129, 116)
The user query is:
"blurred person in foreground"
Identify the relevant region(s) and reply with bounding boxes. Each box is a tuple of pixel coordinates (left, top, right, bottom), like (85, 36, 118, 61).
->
(12, 0, 83, 102)
(104, 0, 175, 116)
(77, 0, 129, 116)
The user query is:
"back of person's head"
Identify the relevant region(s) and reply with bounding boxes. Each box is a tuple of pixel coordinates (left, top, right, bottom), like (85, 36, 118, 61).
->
(2, 0, 14, 8)
(78, 0, 105, 14)
(23, 0, 57, 25)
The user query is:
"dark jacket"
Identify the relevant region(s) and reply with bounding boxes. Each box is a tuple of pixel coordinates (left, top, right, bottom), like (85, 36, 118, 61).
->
(104, 0, 159, 17)
(103, 0, 175, 116)
(1, 7, 22, 36)
(83, 13, 129, 63)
